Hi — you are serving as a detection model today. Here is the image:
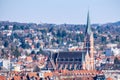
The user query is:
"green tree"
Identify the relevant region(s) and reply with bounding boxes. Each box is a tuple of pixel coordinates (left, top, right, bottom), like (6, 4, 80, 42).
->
(80, 34, 84, 42)
(31, 50, 35, 54)
(101, 36, 106, 44)
(114, 57, 120, 64)
(4, 40, 9, 47)
(57, 29, 61, 37)
(39, 48, 43, 53)
(4, 25, 9, 30)
(33, 54, 37, 60)
(1, 49, 5, 57)
(116, 36, 120, 42)
(13, 33, 19, 38)
(13, 25, 20, 30)
(36, 42, 40, 48)
(93, 33, 97, 39)
(49, 27, 54, 32)
(61, 30, 67, 37)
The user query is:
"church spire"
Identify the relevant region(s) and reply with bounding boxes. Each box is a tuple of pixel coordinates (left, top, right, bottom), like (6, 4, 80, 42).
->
(83, 11, 95, 70)
(85, 11, 92, 35)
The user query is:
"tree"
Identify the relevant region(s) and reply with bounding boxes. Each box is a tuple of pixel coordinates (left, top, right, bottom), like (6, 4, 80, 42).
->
(114, 57, 120, 64)
(39, 48, 43, 53)
(57, 29, 61, 37)
(93, 33, 97, 39)
(13, 24, 20, 30)
(31, 50, 35, 54)
(1, 49, 5, 57)
(49, 27, 54, 32)
(79, 34, 84, 42)
(13, 33, 18, 38)
(101, 36, 106, 44)
(4, 25, 9, 30)
(36, 42, 40, 48)
(61, 30, 67, 37)
(4, 40, 9, 47)
(114, 57, 120, 69)
(20, 42, 30, 49)
(116, 36, 120, 42)
(33, 54, 38, 60)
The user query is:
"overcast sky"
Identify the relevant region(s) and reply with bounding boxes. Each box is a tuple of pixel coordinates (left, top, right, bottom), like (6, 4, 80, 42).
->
(0, 0, 120, 24)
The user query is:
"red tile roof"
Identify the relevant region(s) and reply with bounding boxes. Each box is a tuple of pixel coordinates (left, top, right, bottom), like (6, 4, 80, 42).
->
(0, 76, 6, 80)
(13, 75, 21, 80)
(107, 77, 113, 80)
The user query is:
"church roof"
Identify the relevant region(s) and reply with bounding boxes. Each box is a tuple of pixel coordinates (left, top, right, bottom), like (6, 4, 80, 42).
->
(58, 51, 85, 59)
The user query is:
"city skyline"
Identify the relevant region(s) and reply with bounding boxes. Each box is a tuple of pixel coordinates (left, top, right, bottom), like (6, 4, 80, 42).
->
(0, 0, 120, 24)
(0, 1, 120, 79)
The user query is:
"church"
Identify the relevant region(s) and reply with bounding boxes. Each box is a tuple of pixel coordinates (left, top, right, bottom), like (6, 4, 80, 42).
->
(45, 11, 95, 71)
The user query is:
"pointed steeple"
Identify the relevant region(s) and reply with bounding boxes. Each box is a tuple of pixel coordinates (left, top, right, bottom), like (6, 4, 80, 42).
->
(86, 49, 89, 58)
(85, 11, 92, 35)
(84, 49, 90, 70)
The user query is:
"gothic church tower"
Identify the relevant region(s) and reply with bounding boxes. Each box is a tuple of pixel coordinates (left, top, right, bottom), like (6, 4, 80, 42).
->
(83, 11, 95, 70)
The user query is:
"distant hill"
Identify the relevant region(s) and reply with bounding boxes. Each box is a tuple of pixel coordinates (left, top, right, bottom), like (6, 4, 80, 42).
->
(0, 20, 120, 33)
(0, 20, 120, 27)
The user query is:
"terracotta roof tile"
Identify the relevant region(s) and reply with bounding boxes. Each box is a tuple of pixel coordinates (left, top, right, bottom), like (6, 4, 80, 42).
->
(16, 61, 23, 65)
(44, 72, 53, 77)
(27, 72, 38, 78)
(13, 75, 21, 80)
(107, 77, 113, 80)
(26, 56, 33, 62)
(0, 76, 6, 80)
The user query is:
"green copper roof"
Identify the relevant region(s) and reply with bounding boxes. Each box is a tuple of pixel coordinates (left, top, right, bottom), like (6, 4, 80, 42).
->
(86, 11, 92, 35)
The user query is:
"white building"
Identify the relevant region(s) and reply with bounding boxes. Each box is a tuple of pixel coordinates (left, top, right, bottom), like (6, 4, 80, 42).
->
(2, 59, 10, 70)
(111, 47, 120, 56)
